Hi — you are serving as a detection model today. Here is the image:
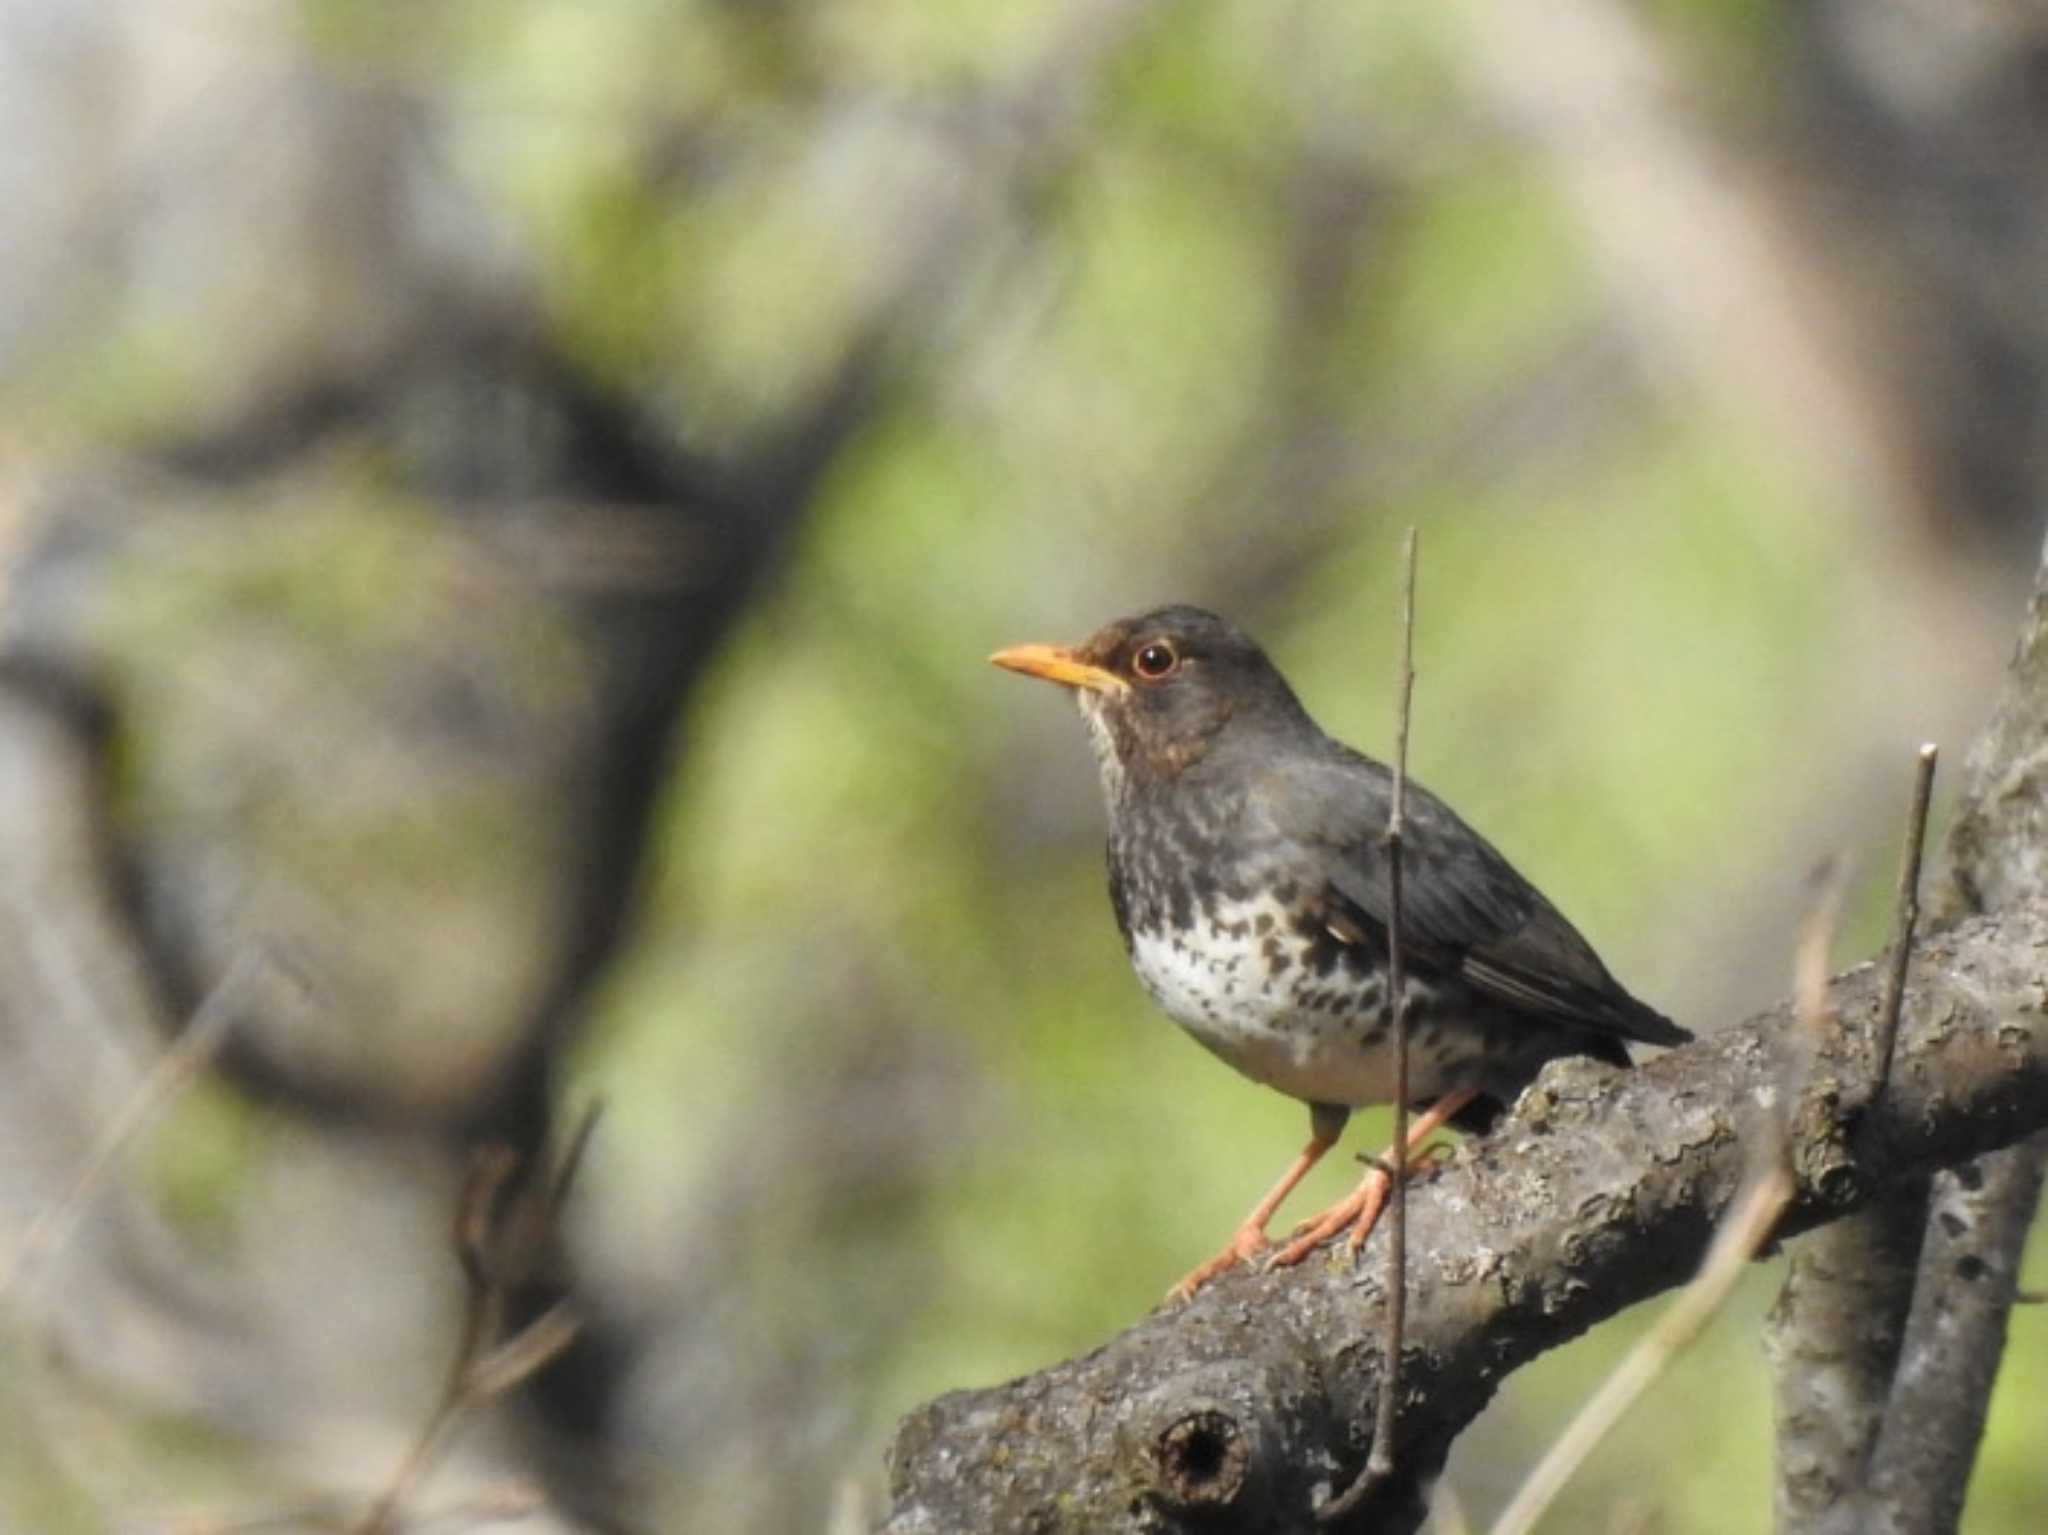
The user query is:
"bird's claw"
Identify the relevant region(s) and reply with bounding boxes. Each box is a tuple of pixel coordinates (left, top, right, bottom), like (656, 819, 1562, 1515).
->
(1267, 1205, 1369, 1271)
(1164, 1223, 1272, 1304)
(1263, 1169, 1397, 1270)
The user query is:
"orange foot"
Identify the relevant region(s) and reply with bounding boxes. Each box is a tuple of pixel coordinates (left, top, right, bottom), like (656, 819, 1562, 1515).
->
(1266, 1168, 1391, 1271)
(1262, 1087, 1479, 1273)
(1164, 1118, 1348, 1303)
(1165, 1221, 1271, 1305)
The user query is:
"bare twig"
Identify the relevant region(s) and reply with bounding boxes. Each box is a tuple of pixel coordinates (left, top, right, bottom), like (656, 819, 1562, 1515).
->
(1318, 526, 1420, 1524)
(1489, 861, 1841, 1535)
(465, 1301, 582, 1399)
(1766, 749, 1945, 1534)
(0, 951, 252, 1306)
(1490, 1155, 1794, 1535)
(1791, 863, 1846, 1050)
(1871, 745, 1938, 1107)
(353, 1103, 601, 1535)
(1792, 860, 1845, 1054)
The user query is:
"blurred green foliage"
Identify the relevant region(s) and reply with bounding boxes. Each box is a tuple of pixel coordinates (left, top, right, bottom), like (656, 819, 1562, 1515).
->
(3, 0, 2040, 1531)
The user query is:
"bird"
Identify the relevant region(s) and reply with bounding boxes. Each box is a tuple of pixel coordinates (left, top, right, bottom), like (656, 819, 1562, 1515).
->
(990, 605, 1688, 1302)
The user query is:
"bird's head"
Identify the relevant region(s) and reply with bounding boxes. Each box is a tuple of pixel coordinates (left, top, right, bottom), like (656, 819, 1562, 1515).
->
(991, 605, 1313, 799)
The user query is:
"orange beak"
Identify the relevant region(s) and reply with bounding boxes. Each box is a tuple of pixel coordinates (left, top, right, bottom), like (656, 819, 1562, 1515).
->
(989, 643, 1127, 695)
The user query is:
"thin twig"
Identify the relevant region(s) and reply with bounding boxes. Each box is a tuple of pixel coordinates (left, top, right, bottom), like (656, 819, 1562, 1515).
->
(1374, 528, 1422, 1467)
(1779, 856, 1847, 1158)
(1793, 863, 1847, 1043)
(465, 1301, 582, 1398)
(1764, 757, 1937, 1532)
(1871, 745, 1937, 1108)
(1793, 859, 1845, 1055)
(356, 1153, 518, 1535)
(1786, 860, 1849, 1170)
(1490, 1154, 1794, 1535)
(1489, 862, 1844, 1535)
(1319, 526, 1420, 1523)
(546, 1099, 605, 1218)
(353, 1103, 600, 1535)
(0, 952, 252, 1306)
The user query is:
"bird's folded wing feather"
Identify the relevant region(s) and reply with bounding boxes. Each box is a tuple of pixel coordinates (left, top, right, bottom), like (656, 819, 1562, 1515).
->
(1252, 754, 1688, 1047)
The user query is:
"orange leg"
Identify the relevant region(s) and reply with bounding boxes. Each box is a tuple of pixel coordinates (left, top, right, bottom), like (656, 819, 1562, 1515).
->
(1166, 1103, 1348, 1304)
(1265, 1089, 1479, 1272)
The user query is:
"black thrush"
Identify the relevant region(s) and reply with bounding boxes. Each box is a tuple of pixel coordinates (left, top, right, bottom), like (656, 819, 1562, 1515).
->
(991, 605, 1687, 1301)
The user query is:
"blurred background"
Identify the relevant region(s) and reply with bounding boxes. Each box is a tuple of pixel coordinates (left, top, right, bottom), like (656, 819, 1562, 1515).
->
(0, 1, 2043, 1531)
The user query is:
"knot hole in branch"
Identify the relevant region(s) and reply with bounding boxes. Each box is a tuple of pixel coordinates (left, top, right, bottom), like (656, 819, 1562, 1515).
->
(1153, 1408, 1250, 1512)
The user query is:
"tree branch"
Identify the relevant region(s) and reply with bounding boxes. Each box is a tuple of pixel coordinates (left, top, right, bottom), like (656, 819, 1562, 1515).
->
(1864, 1135, 2048, 1535)
(1765, 1179, 1927, 1531)
(881, 899, 2048, 1533)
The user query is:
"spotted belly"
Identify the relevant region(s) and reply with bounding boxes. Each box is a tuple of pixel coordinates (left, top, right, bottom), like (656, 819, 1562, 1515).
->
(1125, 898, 1426, 1108)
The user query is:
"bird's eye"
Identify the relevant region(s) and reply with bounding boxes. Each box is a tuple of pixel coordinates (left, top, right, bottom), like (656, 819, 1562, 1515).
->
(1132, 640, 1180, 680)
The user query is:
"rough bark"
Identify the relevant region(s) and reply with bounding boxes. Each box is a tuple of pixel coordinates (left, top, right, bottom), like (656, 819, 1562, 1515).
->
(1765, 1184, 1927, 1532)
(879, 897, 2048, 1534)
(1864, 1139, 2048, 1535)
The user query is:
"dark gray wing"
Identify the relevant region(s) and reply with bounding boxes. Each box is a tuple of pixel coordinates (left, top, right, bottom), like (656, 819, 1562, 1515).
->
(1251, 751, 1689, 1047)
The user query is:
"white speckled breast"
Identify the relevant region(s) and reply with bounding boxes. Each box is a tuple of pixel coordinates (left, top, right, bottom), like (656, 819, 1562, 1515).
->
(1127, 894, 1402, 1108)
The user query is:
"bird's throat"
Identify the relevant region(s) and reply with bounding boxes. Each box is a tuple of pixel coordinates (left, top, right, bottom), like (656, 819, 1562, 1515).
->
(1076, 691, 1129, 805)
(1076, 691, 1219, 804)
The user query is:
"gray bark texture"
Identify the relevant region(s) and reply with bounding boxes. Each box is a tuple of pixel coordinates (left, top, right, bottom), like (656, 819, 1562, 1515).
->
(1863, 1140, 2048, 1535)
(880, 550, 2048, 1535)
(1765, 1182, 1927, 1532)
